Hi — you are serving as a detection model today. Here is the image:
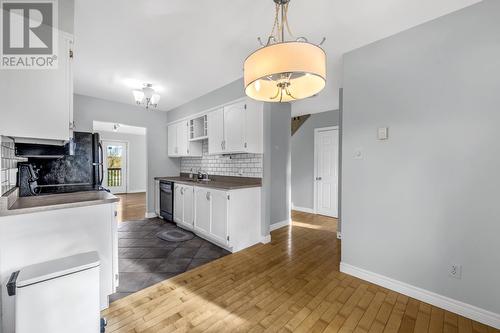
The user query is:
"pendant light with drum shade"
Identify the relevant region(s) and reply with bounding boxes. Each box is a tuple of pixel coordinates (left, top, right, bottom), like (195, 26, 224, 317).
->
(244, 0, 327, 103)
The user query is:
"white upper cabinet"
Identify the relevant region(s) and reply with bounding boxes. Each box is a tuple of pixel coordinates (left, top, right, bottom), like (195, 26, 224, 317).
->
(168, 121, 202, 157)
(0, 34, 74, 141)
(207, 99, 263, 155)
(176, 120, 189, 156)
(207, 108, 225, 155)
(224, 102, 246, 153)
(169, 98, 263, 157)
(168, 123, 177, 156)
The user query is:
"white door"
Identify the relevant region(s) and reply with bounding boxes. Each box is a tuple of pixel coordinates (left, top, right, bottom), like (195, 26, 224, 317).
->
(103, 141, 128, 194)
(210, 189, 229, 246)
(194, 187, 211, 234)
(224, 102, 246, 153)
(314, 128, 339, 218)
(182, 185, 194, 229)
(173, 184, 183, 223)
(208, 108, 225, 155)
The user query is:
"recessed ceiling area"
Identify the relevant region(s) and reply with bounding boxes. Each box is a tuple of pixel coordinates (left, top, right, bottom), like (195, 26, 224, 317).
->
(74, 0, 481, 116)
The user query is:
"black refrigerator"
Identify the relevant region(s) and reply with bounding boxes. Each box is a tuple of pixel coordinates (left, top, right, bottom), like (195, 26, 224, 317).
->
(16, 132, 105, 196)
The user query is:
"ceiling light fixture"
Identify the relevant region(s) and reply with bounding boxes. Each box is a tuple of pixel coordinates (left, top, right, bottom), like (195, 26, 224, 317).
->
(133, 83, 161, 109)
(244, 0, 327, 103)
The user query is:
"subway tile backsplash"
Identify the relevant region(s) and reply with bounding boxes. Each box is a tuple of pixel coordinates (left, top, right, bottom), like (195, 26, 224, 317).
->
(1, 136, 26, 196)
(181, 140, 263, 178)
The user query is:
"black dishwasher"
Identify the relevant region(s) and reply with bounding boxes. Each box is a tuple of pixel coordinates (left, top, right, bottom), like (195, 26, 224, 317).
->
(159, 180, 174, 221)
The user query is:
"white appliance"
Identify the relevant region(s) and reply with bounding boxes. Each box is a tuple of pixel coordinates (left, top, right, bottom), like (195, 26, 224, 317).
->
(7, 252, 101, 333)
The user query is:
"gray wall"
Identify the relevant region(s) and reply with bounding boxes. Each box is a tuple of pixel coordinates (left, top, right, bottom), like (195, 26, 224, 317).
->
(342, 0, 500, 316)
(74, 94, 180, 213)
(291, 110, 339, 210)
(97, 131, 147, 193)
(266, 103, 292, 228)
(168, 78, 245, 123)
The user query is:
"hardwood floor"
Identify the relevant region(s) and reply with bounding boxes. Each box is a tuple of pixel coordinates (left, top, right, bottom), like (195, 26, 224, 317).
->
(103, 211, 498, 333)
(116, 192, 147, 222)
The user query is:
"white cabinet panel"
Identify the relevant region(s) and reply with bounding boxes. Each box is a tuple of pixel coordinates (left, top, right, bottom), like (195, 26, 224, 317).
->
(168, 124, 177, 156)
(206, 99, 263, 155)
(224, 101, 246, 153)
(177, 120, 189, 156)
(210, 189, 229, 246)
(194, 187, 211, 234)
(0, 34, 74, 141)
(168, 122, 202, 157)
(208, 108, 225, 155)
(173, 184, 182, 222)
(174, 184, 194, 230)
(183, 185, 194, 227)
(190, 186, 261, 252)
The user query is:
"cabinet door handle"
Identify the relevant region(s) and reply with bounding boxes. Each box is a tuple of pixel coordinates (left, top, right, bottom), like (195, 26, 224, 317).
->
(206, 192, 211, 200)
(221, 141, 223, 150)
(316, 177, 322, 181)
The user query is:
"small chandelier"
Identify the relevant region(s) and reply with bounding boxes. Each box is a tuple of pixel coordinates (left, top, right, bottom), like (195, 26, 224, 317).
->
(132, 83, 161, 109)
(244, 0, 327, 103)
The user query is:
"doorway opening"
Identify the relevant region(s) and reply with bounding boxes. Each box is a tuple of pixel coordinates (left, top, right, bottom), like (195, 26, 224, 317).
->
(93, 121, 147, 222)
(290, 111, 340, 234)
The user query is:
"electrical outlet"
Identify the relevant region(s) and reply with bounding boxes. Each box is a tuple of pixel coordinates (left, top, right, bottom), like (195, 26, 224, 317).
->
(449, 264, 462, 279)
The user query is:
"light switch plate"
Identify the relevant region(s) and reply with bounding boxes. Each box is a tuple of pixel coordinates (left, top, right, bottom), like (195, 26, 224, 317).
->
(377, 127, 389, 140)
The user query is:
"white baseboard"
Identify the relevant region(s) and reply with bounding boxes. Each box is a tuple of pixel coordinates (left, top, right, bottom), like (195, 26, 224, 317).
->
(270, 219, 291, 232)
(127, 189, 146, 194)
(340, 263, 500, 329)
(145, 212, 157, 218)
(291, 204, 315, 214)
(260, 234, 271, 244)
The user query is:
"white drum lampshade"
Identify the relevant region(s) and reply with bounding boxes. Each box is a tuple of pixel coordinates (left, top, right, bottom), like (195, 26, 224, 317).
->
(244, 42, 326, 102)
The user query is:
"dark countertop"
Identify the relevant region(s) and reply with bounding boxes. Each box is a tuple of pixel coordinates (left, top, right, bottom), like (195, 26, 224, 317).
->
(0, 190, 119, 217)
(154, 175, 262, 190)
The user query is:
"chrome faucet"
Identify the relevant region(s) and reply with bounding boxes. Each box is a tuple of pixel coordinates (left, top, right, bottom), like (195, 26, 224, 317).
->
(197, 170, 209, 181)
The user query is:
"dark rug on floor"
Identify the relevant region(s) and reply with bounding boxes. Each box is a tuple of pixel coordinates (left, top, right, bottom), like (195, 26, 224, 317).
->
(109, 218, 230, 303)
(157, 229, 194, 242)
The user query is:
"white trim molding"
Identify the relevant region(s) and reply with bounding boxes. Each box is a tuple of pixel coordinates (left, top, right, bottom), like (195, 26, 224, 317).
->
(260, 234, 271, 244)
(291, 204, 315, 214)
(270, 219, 291, 232)
(145, 212, 157, 218)
(340, 263, 500, 329)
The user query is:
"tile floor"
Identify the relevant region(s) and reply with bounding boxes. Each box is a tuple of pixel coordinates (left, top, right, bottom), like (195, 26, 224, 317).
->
(110, 218, 231, 302)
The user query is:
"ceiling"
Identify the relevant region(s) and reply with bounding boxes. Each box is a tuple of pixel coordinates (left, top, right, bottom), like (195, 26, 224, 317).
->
(74, 0, 481, 117)
(93, 121, 146, 135)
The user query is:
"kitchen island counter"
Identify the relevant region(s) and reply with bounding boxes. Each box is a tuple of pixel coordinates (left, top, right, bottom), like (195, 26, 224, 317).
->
(0, 190, 119, 217)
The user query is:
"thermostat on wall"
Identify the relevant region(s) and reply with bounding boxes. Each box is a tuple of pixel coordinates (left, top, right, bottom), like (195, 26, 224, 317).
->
(377, 127, 389, 140)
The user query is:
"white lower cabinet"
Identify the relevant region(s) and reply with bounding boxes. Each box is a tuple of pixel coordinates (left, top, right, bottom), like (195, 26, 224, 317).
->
(174, 184, 194, 230)
(191, 185, 261, 252)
